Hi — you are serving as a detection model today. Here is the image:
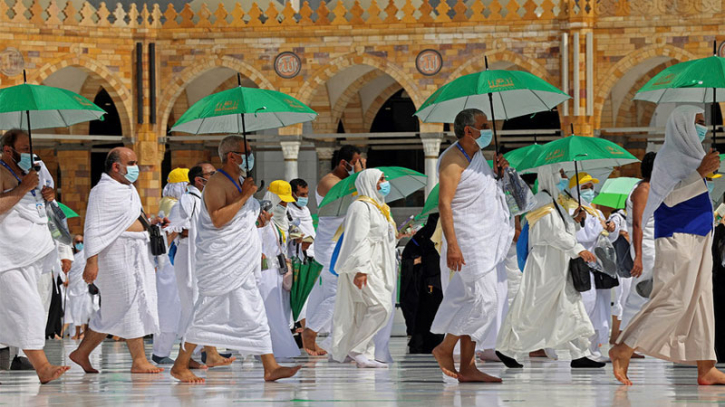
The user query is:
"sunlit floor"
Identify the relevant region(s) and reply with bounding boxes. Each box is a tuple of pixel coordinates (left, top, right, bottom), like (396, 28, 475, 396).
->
(2, 337, 725, 406)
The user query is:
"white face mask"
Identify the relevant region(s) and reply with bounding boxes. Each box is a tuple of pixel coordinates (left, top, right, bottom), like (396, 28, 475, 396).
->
(272, 204, 288, 228)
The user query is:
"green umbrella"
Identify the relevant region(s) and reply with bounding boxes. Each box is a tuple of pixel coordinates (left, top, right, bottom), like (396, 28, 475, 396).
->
(635, 42, 725, 148)
(591, 177, 641, 209)
(521, 135, 639, 208)
(0, 71, 106, 170)
(415, 183, 439, 221)
(415, 58, 570, 153)
(504, 144, 543, 172)
(57, 202, 80, 219)
(171, 73, 317, 174)
(291, 254, 323, 321)
(318, 166, 427, 217)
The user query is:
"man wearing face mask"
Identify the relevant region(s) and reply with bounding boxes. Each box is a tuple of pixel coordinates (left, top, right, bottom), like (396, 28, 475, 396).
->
(65, 235, 91, 340)
(70, 147, 164, 375)
(563, 173, 616, 362)
(0, 129, 70, 383)
(257, 180, 301, 359)
(288, 178, 315, 259)
(302, 145, 365, 356)
(430, 109, 514, 382)
(171, 136, 300, 383)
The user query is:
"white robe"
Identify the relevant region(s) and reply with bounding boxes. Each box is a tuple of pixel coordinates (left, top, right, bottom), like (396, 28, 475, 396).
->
(184, 193, 273, 355)
(258, 222, 301, 359)
(305, 190, 345, 334)
(287, 202, 316, 259)
(431, 145, 514, 343)
(0, 176, 56, 349)
(331, 198, 397, 363)
(65, 250, 91, 327)
(85, 173, 159, 339)
(497, 194, 594, 360)
(156, 199, 181, 336)
(173, 187, 202, 335)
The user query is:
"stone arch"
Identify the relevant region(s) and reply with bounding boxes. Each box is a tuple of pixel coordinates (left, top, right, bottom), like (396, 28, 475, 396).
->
(593, 44, 698, 128)
(157, 56, 275, 136)
(612, 60, 678, 128)
(31, 54, 134, 137)
(295, 52, 425, 109)
(364, 82, 404, 131)
(329, 70, 385, 133)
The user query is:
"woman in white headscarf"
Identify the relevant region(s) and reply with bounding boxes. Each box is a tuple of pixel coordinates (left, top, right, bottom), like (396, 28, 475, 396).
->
(611, 105, 723, 386)
(496, 166, 602, 368)
(330, 168, 397, 368)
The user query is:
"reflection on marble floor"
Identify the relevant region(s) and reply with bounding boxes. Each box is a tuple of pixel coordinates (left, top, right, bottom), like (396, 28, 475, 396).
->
(2, 338, 725, 406)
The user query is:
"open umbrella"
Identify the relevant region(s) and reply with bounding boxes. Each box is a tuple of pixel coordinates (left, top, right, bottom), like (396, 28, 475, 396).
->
(635, 42, 725, 149)
(318, 166, 427, 217)
(591, 177, 641, 209)
(504, 144, 543, 172)
(0, 71, 106, 170)
(415, 183, 439, 221)
(520, 135, 639, 207)
(57, 202, 80, 219)
(171, 73, 317, 175)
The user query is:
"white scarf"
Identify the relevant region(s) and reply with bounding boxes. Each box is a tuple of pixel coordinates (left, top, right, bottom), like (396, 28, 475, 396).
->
(643, 105, 705, 224)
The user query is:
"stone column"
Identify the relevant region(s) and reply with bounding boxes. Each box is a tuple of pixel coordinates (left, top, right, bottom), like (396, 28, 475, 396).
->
(420, 133, 445, 198)
(280, 140, 301, 181)
(315, 142, 336, 182)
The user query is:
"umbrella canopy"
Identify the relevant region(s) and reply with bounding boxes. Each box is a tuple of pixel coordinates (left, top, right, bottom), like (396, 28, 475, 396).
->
(318, 166, 427, 217)
(591, 177, 641, 209)
(519, 136, 639, 173)
(57, 202, 80, 219)
(0, 83, 106, 130)
(415, 183, 439, 221)
(171, 84, 317, 135)
(414, 70, 570, 123)
(634, 56, 725, 104)
(290, 257, 323, 321)
(504, 144, 543, 172)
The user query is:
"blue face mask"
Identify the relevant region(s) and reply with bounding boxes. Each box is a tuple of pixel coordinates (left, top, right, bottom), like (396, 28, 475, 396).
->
(296, 196, 308, 207)
(379, 181, 391, 197)
(707, 180, 715, 194)
(580, 188, 596, 203)
(239, 153, 255, 173)
(124, 165, 139, 183)
(557, 178, 569, 192)
(475, 129, 493, 149)
(696, 124, 708, 142)
(17, 152, 32, 172)
(74, 243, 84, 252)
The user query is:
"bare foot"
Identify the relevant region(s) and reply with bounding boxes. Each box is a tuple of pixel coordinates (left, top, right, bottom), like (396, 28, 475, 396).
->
(698, 367, 725, 385)
(205, 353, 236, 368)
(69, 350, 99, 373)
(171, 365, 205, 384)
(131, 360, 164, 374)
(301, 329, 326, 356)
(37, 364, 71, 384)
(458, 366, 502, 383)
(189, 359, 208, 370)
(264, 365, 301, 382)
(432, 345, 458, 379)
(71, 335, 80, 340)
(609, 344, 633, 386)
(631, 353, 645, 359)
(529, 349, 547, 358)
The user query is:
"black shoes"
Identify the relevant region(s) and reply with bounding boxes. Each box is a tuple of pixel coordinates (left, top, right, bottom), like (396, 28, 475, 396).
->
(495, 350, 523, 368)
(571, 357, 606, 368)
(10, 356, 34, 371)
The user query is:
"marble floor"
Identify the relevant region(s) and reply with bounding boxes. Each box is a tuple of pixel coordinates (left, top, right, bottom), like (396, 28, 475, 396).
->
(2, 338, 725, 406)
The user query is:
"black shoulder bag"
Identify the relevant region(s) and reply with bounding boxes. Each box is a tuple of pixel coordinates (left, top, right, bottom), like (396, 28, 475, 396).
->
(138, 209, 167, 256)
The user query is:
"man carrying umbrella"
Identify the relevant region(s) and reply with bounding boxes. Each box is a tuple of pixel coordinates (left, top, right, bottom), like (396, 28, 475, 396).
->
(430, 109, 514, 382)
(0, 129, 70, 383)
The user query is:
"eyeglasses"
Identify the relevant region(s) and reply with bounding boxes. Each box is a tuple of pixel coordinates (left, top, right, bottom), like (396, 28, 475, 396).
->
(203, 171, 216, 177)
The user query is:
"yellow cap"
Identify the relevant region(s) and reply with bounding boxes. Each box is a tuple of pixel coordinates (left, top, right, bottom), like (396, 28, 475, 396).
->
(707, 172, 723, 180)
(268, 180, 296, 203)
(167, 168, 189, 184)
(568, 172, 599, 190)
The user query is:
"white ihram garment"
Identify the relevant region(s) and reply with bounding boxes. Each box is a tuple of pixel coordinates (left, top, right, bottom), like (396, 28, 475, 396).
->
(331, 169, 397, 363)
(173, 187, 202, 335)
(431, 145, 514, 343)
(65, 250, 91, 327)
(305, 190, 344, 335)
(184, 193, 272, 355)
(85, 173, 159, 339)
(258, 222, 301, 359)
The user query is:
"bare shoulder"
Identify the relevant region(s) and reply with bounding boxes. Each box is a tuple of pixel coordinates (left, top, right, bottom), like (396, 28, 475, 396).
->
(203, 173, 233, 208)
(0, 165, 17, 191)
(439, 148, 466, 176)
(633, 182, 650, 197)
(317, 173, 341, 196)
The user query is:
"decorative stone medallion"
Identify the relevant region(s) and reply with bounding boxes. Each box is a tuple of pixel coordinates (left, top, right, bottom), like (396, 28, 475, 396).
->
(0, 48, 24, 77)
(274, 52, 302, 79)
(416, 49, 442, 76)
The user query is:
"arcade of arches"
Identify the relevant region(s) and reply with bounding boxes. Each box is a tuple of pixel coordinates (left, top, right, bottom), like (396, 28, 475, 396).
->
(2, 0, 724, 231)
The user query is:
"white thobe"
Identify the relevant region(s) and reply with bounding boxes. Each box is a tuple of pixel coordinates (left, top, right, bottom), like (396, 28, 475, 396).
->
(153, 199, 182, 357)
(258, 222, 301, 359)
(65, 250, 91, 328)
(497, 195, 594, 360)
(0, 180, 56, 350)
(173, 187, 202, 335)
(430, 145, 514, 344)
(85, 173, 159, 339)
(184, 194, 272, 355)
(331, 200, 397, 362)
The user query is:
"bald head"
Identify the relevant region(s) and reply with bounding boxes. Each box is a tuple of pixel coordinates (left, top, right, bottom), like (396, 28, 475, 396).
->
(105, 147, 138, 184)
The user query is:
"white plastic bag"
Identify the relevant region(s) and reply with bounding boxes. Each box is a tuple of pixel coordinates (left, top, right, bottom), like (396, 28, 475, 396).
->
(502, 167, 537, 216)
(592, 232, 618, 277)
